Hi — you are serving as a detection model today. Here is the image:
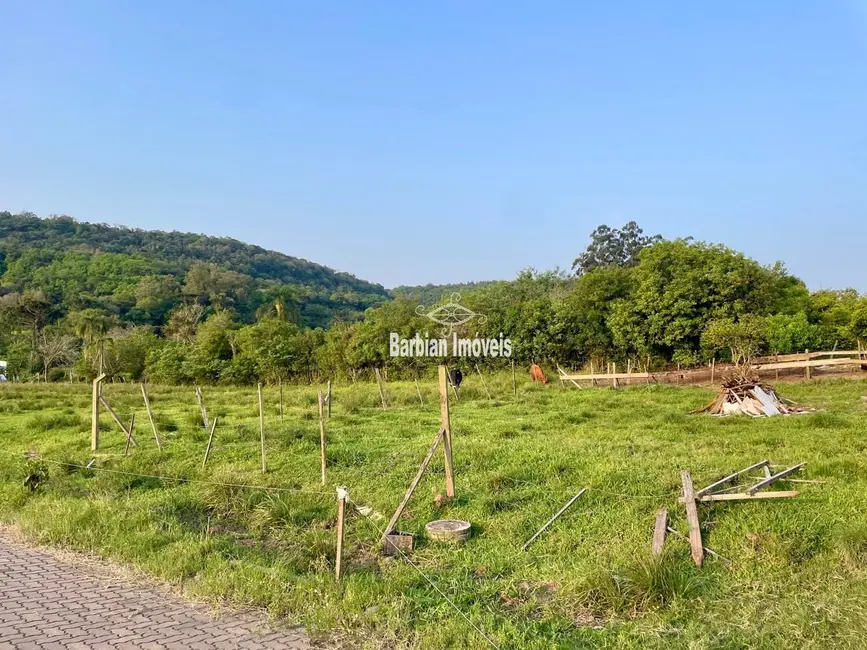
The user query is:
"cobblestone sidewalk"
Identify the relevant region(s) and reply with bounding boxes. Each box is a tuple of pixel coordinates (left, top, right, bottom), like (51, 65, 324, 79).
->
(0, 532, 310, 649)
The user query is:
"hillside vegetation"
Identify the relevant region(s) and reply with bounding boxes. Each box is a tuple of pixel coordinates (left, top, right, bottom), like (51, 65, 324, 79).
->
(0, 211, 388, 329)
(2, 215, 867, 385)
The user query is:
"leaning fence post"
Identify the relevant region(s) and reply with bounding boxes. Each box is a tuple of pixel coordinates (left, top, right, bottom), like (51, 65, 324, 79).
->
(318, 390, 327, 485)
(258, 383, 267, 473)
(141, 384, 162, 451)
(326, 379, 332, 418)
(201, 417, 218, 468)
(335, 486, 347, 581)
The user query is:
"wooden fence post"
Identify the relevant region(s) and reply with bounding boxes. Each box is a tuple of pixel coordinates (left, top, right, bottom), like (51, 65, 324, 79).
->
(475, 364, 492, 399)
(141, 384, 162, 451)
(374, 368, 388, 409)
(326, 379, 332, 418)
(805, 349, 811, 380)
(511, 359, 517, 395)
(437, 366, 455, 498)
(680, 470, 704, 567)
(258, 383, 267, 473)
(201, 417, 218, 468)
(710, 358, 715, 386)
(279, 379, 284, 423)
(335, 486, 347, 581)
(124, 413, 136, 457)
(195, 386, 210, 431)
(91, 373, 105, 451)
(613, 362, 619, 389)
(318, 390, 327, 485)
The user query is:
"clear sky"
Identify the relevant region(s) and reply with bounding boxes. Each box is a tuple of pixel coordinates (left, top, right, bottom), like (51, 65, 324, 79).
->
(2, 1, 866, 290)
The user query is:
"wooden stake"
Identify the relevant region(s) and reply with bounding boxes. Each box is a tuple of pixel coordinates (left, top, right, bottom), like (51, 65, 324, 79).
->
(100, 396, 138, 448)
(590, 361, 597, 387)
(201, 417, 218, 468)
(382, 429, 444, 538)
(141, 384, 162, 451)
(523, 488, 587, 551)
(326, 379, 332, 418)
(195, 386, 210, 431)
(91, 373, 105, 451)
(511, 360, 517, 395)
(746, 463, 805, 495)
(124, 413, 136, 457)
(696, 490, 799, 502)
(335, 486, 347, 581)
(805, 349, 811, 380)
(651, 508, 668, 557)
(438, 366, 455, 498)
(695, 460, 770, 497)
(710, 358, 715, 385)
(374, 368, 388, 409)
(414, 379, 424, 405)
(258, 383, 267, 473)
(666, 526, 730, 564)
(680, 470, 704, 567)
(318, 390, 327, 486)
(279, 379, 284, 423)
(613, 362, 618, 389)
(475, 364, 492, 399)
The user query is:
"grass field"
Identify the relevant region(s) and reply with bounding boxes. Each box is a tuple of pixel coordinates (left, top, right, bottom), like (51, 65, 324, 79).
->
(1, 374, 867, 649)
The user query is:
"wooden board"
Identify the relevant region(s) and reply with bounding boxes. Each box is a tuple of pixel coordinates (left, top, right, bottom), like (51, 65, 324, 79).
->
(651, 508, 668, 557)
(680, 470, 704, 567)
(746, 463, 805, 494)
(694, 490, 799, 502)
(559, 371, 651, 381)
(382, 429, 444, 538)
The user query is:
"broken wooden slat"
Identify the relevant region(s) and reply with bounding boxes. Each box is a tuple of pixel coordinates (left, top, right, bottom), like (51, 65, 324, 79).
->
(746, 463, 805, 494)
(695, 460, 770, 497)
(522, 488, 587, 551)
(651, 508, 668, 557)
(695, 490, 799, 502)
(680, 470, 704, 567)
(382, 429, 444, 539)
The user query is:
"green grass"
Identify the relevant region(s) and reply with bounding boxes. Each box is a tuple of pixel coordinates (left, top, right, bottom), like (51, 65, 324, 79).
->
(2, 375, 867, 649)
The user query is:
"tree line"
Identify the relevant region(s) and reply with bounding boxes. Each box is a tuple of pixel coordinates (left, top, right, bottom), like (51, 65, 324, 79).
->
(2, 218, 866, 384)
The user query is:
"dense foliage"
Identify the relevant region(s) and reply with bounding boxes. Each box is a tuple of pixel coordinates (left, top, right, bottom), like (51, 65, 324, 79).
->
(2, 213, 866, 384)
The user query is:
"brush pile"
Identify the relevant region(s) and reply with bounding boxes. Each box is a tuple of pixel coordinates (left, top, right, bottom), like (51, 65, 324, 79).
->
(693, 373, 811, 417)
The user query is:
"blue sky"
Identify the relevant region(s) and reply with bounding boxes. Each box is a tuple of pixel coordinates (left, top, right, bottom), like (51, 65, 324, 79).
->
(2, 1, 866, 290)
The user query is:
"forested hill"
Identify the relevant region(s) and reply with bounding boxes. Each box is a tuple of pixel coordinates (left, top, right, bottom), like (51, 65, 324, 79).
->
(391, 281, 500, 306)
(0, 211, 389, 328)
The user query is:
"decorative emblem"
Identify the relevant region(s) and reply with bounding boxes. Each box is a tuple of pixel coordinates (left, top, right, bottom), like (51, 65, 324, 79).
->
(416, 293, 487, 335)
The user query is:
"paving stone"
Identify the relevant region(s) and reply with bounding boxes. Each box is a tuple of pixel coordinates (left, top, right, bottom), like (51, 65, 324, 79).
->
(0, 536, 310, 649)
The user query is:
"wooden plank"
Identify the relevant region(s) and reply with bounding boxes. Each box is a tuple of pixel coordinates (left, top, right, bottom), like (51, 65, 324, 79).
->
(438, 366, 455, 498)
(695, 460, 770, 497)
(318, 390, 327, 486)
(201, 417, 218, 468)
(522, 488, 587, 551)
(557, 365, 582, 388)
(559, 371, 651, 381)
(695, 490, 799, 502)
(258, 383, 266, 473)
(680, 470, 704, 567)
(91, 374, 105, 451)
(100, 395, 138, 448)
(746, 463, 805, 494)
(753, 357, 867, 371)
(651, 508, 668, 557)
(195, 386, 210, 430)
(140, 384, 162, 451)
(666, 526, 730, 564)
(755, 350, 863, 364)
(382, 429, 444, 538)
